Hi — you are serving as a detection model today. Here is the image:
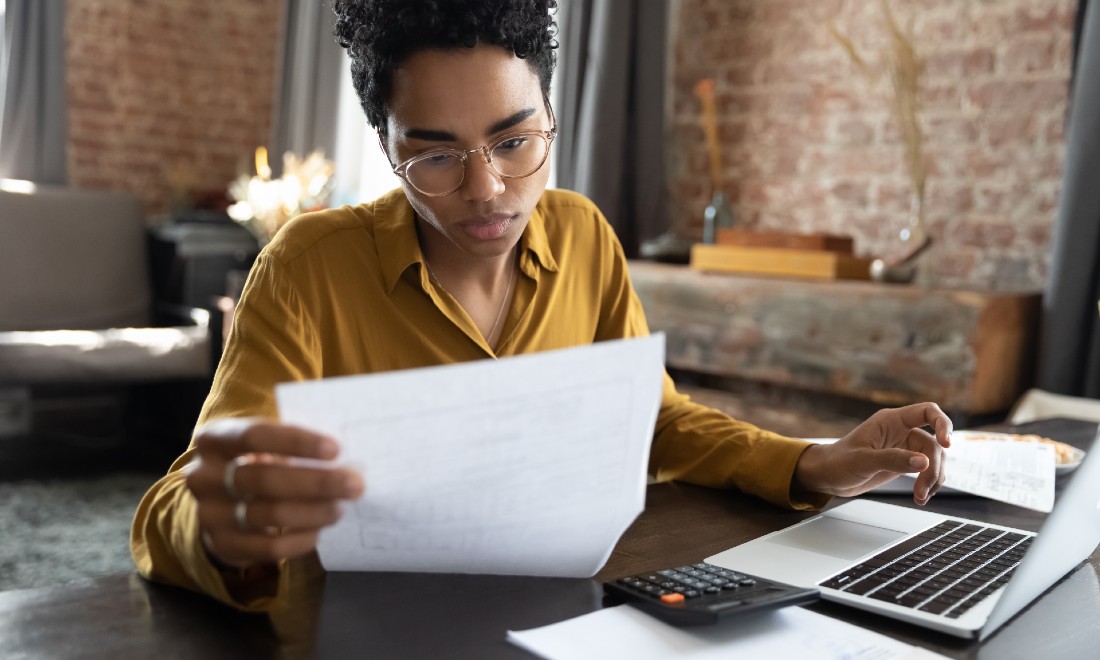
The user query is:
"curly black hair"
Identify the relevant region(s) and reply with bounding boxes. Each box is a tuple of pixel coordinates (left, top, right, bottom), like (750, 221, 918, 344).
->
(332, 0, 558, 132)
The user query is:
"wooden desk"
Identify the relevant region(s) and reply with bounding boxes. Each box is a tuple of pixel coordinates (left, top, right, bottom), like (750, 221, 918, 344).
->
(2, 419, 1097, 659)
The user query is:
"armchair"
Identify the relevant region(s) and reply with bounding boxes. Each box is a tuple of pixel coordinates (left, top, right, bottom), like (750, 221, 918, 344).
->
(0, 183, 212, 460)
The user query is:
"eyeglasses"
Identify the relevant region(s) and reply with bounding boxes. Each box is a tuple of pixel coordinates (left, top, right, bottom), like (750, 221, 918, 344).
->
(388, 104, 557, 197)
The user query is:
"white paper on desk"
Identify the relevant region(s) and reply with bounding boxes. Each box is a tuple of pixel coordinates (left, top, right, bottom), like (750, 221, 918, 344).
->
(942, 438, 1055, 512)
(507, 605, 948, 660)
(275, 334, 665, 576)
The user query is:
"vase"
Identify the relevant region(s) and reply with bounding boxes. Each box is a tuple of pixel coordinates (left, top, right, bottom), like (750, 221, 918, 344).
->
(871, 193, 930, 283)
(702, 192, 734, 244)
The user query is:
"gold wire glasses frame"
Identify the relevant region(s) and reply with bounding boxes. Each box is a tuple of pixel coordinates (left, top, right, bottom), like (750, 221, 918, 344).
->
(387, 102, 557, 197)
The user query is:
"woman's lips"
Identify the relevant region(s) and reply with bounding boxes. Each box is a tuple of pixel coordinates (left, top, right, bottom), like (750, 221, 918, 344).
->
(459, 214, 513, 241)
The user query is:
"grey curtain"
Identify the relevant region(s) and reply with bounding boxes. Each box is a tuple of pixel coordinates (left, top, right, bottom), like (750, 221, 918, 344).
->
(268, 0, 344, 175)
(1073, 0, 1090, 81)
(0, 0, 67, 184)
(1036, 0, 1100, 397)
(555, 0, 669, 257)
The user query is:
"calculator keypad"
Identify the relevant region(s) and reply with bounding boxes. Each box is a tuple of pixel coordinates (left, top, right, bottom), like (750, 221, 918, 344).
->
(616, 563, 765, 600)
(604, 562, 818, 625)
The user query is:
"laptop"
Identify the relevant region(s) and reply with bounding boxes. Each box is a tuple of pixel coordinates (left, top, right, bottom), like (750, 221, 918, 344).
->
(706, 426, 1100, 640)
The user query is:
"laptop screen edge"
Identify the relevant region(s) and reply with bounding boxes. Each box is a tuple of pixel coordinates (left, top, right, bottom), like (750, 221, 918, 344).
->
(980, 424, 1100, 640)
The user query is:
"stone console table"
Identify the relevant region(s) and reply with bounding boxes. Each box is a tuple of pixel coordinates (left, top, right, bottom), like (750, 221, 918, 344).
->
(629, 262, 1041, 417)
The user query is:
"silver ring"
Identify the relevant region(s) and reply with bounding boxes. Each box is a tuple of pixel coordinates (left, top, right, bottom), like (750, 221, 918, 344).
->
(223, 455, 250, 500)
(234, 500, 249, 531)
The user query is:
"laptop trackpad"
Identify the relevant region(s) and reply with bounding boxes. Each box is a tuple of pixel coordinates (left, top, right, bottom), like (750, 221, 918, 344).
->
(766, 515, 908, 561)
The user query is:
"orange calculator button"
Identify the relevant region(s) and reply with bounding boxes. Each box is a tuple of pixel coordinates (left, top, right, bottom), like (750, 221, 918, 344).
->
(659, 593, 685, 603)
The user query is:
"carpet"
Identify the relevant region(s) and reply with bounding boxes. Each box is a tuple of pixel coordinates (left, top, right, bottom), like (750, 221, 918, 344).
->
(0, 472, 160, 592)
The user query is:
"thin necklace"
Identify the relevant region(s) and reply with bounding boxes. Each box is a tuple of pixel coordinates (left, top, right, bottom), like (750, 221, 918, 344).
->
(424, 247, 517, 346)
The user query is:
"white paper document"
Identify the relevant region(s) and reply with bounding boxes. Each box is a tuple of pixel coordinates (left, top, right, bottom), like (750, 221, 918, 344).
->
(276, 334, 666, 576)
(507, 605, 948, 660)
(942, 438, 1055, 512)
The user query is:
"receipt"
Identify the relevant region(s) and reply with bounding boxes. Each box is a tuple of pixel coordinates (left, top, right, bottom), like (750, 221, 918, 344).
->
(942, 439, 1056, 512)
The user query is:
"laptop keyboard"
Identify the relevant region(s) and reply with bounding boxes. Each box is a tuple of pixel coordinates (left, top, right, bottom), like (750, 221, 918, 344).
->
(819, 520, 1033, 619)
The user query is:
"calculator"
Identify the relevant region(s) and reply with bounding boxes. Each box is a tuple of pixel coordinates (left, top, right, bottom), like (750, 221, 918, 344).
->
(603, 562, 819, 626)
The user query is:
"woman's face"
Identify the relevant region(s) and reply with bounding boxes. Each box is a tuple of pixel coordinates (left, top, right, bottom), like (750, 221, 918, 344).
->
(383, 45, 553, 261)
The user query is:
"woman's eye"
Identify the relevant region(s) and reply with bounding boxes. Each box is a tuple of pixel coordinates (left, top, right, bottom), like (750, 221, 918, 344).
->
(497, 136, 529, 152)
(417, 152, 458, 168)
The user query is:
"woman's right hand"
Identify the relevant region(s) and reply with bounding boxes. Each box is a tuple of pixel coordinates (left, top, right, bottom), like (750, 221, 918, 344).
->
(184, 418, 364, 569)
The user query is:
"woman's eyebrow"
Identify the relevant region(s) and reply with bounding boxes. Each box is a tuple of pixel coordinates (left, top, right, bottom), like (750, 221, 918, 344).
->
(404, 128, 457, 142)
(485, 107, 536, 135)
(403, 107, 537, 143)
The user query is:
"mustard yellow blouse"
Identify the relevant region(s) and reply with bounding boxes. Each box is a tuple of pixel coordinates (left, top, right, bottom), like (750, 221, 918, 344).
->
(131, 188, 826, 610)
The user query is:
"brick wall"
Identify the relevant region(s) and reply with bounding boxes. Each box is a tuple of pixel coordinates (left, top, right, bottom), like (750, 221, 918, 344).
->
(66, 0, 282, 214)
(668, 0, 1076, 290)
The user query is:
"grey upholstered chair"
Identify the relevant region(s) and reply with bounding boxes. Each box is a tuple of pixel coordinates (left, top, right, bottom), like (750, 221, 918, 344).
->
(0, 184, 211, 454)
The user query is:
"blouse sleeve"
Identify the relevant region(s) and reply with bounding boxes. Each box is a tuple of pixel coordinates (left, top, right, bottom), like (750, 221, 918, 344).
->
(130, 254, 322, 610)
(591, 216, 830, 510)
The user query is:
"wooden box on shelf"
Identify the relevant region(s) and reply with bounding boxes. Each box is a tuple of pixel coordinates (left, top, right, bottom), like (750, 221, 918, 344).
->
(690, 243, 875, 281)
(715, 228, 854, 253)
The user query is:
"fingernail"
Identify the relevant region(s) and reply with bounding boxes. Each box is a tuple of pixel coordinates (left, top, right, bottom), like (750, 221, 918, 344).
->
(344, 472, 364, 495)
(320, 437, 340, 457)
(909, 456, 925, 469)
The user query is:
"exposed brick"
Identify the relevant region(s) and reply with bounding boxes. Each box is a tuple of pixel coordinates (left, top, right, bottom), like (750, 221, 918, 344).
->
(924, 115, 981, 145)
(875, 180, 914, 215)
(953, 221, 1018, 248)
(985, 115, 1040, 148)
(810, 85, 882, 114)
(926, 181, 975, 215)
(921, 82, 965, 113)
(1026, 223, 1053, 246)
(999, 35, 1058, 73)
(913, 14, 970, 42)
(66, 0, 281, 213)
(964, 48, 996, 76)
(664, 0, 1069, 289)
(722, 63, 757, 87)
(974, 182, 1028, 216)
(767, 89, 817, 116)
(802, 146, 903, 178)
(924, 247, 978, 284)
(1014, 4, 1077, 33)
(829, 180, 870, 207)
(717, 120, 750, 143)
(924, 50, 979, 80)
(831, 116, 879, 145)
(1044, 114, 1065, 144)
(968, 79, 1069, 112)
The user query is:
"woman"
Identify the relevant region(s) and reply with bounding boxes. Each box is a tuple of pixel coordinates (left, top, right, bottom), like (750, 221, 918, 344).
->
(131, 0, 951, 610)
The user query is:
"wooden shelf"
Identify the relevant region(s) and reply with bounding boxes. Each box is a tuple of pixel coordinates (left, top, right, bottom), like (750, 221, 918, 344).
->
(630, 261, 1041, 416)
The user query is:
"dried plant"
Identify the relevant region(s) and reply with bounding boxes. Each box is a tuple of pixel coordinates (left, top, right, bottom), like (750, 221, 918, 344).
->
(830, 1, 928, 268)
(227, 147, 335, 245)
(693, 78, 723, 197)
